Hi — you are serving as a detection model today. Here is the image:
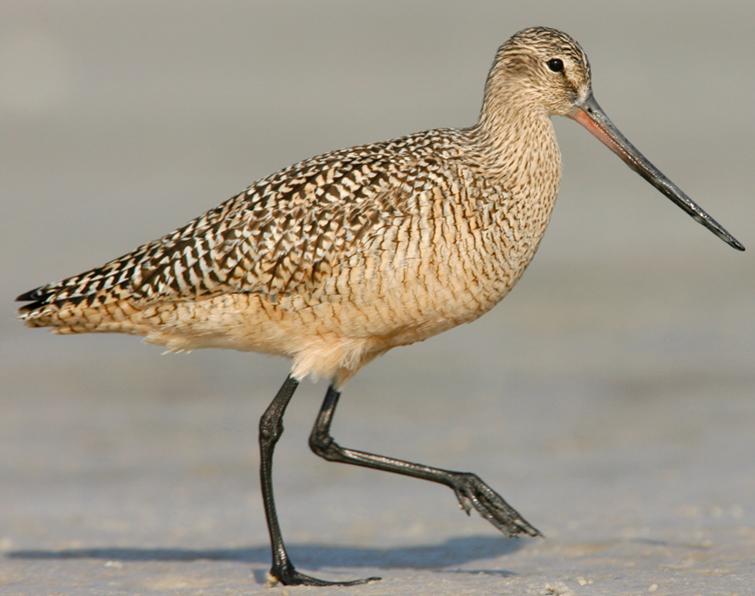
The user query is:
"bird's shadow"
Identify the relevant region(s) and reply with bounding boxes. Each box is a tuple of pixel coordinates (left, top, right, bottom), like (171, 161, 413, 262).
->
(6, 535, 526, 578)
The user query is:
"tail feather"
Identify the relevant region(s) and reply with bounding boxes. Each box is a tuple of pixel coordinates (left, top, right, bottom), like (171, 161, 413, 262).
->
(17, 280, 92, 318)
(16, 192, 242, 331)
(17, 291, 149, 338)
(15, 238, 154, 325)
(18, 285, 90, 329)
(16, 287, 47, 303)
(16, 269, 146, 335)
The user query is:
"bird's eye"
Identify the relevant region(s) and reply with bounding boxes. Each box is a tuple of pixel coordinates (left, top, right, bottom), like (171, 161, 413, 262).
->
(547, 58, 564, 73)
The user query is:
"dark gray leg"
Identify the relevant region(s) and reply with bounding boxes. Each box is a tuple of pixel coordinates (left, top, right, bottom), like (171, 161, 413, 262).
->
(309, 384, 541, 537)
(258, 375, 380, 586)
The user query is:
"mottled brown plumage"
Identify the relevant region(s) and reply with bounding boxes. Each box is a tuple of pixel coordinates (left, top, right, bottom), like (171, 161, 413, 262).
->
(17, 25, 742, 388)
(17, 25, 744, 588)
(18, 27, 575, 385)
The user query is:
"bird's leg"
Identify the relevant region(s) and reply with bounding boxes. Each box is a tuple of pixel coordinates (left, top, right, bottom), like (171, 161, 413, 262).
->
(258, 375, 380, 587)
(309, 384, 542, 538)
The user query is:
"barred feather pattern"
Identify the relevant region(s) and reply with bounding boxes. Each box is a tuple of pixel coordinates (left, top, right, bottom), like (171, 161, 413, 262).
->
(18, 26, 581, 384)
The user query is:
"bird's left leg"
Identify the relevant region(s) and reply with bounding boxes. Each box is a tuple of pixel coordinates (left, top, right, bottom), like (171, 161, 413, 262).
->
(259, 375, 380, 587)
(309, 384, 541, 537)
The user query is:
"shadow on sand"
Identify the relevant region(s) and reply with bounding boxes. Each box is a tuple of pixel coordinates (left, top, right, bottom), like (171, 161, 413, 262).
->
(7, 534, 527, 576)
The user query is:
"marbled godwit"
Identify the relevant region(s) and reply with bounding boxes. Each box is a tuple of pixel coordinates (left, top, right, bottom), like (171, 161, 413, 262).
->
(17, 26, 743, 586)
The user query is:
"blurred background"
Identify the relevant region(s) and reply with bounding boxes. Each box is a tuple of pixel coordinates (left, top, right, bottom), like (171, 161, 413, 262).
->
(1, 1, 753, 594)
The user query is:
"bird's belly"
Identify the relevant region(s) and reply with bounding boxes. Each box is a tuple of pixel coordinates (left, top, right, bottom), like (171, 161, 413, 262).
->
(317, 230, 535, 351)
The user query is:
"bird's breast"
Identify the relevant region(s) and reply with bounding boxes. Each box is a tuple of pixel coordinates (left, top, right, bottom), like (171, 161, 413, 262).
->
(310, 176, 560, 352)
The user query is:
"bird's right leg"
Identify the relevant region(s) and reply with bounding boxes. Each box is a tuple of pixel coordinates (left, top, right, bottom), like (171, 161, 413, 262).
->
(258, 375, 380, 587)
(309, 384, 542, 538)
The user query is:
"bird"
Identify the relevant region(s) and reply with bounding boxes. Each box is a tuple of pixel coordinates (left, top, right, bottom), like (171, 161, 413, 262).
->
(16, 26, 744, 587)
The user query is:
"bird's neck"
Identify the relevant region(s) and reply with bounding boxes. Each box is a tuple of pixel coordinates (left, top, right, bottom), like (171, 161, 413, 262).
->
(470, 82, 561, 202)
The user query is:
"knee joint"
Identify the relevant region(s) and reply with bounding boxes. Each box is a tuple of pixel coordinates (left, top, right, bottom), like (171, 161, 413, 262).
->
(309, 430, 338, 459)
(259, 412, 284, 445)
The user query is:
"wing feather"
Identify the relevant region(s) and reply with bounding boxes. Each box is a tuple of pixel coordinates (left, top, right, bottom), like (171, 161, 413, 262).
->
(17, 135, 443, 318)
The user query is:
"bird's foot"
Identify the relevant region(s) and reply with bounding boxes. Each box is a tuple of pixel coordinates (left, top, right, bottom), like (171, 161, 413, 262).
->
(267, 564, 381, 587)
(449, 472, 542, 537)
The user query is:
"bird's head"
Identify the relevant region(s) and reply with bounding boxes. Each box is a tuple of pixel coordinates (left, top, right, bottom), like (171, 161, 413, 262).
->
(493, 26, 592, 117)
(481, 26, 744, 251)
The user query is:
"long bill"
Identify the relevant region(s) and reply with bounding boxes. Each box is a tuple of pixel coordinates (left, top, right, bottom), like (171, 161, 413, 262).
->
(568, 94, 744, 251)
